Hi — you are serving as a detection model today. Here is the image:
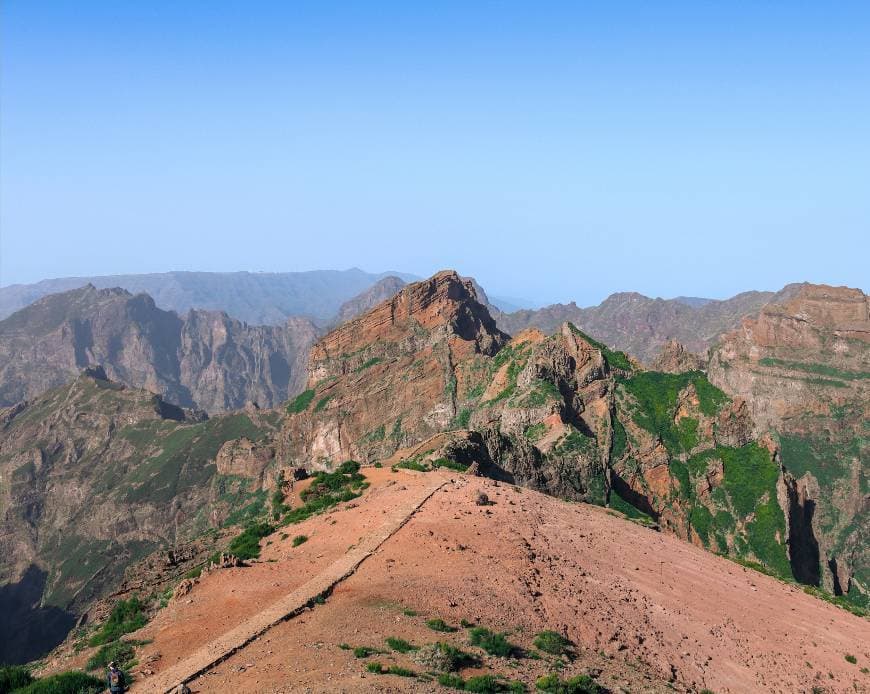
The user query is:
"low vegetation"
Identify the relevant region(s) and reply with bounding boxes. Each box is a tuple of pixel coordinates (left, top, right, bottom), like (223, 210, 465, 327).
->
(227, 521, 275, 560)
(281, 461, 368, 525)
(385, 636, 417, 653)
(427, 617, 458, 632)
(88, 596, 148, 646)
(532, 631, 573, 657)
(535, 673, 604, 693)
(7, 671, 104, 694)
(0, 666, 33, 693)
(291, 534, 308, 547)
(286, 389, 315, 414)
(468, 627, 518, 657)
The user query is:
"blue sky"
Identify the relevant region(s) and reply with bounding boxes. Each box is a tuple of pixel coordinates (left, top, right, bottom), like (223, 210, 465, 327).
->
(2, 1, 868, 305)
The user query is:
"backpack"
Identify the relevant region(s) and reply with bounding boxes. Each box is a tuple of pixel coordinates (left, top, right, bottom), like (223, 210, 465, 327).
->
(109, 669, 122, 687)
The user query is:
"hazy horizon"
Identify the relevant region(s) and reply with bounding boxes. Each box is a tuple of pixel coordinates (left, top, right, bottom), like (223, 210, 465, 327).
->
(2, 2, 868, 305)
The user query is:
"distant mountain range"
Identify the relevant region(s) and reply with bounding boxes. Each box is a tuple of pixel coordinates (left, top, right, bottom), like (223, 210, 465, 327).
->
(0, 269, 420, 325)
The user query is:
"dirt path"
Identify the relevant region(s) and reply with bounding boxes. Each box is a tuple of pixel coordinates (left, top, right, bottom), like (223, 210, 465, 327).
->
(138, 473, 448, 693)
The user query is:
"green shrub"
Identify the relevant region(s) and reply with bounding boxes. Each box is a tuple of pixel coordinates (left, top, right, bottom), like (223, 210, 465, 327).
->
(286, 389, 315, 414)
(338, 643, 351, 650)
(438, 672, 466, 689)
(0, 665, 33, 693)
(88, 596, 148, 646)
(464, 675, 503, 693)
(366, 661, 384, 673)
(291, 535, 308, 547)
(460, 618, 475, 628)
(13, 672, 103, 694)
(228, 521, 275, 560)
(535, 673, 603, 693)
(845, 654, 857, 664)
(385, 636, 417, 653)
(468, 627, 516, 657)
(427, 618, 458, 632)
(353, 646, 379, 658)
(313, 395, 333, 412)
(433, 458, 470, 473)
(86, 639, 142, 671)
(533, 631, 572, 656)
(386, 665, 417, 677)
(183, 566, 202, 579)
(403, 608, 418, 616)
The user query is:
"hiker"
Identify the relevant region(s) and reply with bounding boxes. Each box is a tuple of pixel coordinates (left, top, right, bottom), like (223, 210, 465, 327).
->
(106, 660, 126, 693)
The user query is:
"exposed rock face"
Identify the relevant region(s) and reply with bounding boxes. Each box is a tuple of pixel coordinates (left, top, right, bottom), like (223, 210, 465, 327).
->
(0, 370, 281, 662)
(278, 271, 509, 466)
(650, 339, 704, 373)
(270, 271, 801, 581)
(490, 288, 792, 364)
(707, 283, 869, 606)
(0, 284, 319, 412)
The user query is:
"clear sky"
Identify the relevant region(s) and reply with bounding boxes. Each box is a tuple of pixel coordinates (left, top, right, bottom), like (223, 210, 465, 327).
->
(1, 1, 868, 305)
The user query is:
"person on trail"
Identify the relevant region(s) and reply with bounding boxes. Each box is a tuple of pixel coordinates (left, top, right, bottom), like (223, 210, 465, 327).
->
(106, 661, 126, 693)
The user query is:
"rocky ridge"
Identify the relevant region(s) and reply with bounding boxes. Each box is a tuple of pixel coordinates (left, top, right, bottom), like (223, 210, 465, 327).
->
(707, 283, 869, 608)
(0, 284, 319, 412)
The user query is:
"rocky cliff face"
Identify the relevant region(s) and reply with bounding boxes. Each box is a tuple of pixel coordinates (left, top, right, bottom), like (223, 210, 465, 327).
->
(0, 370, 283, 662)
(707, 283, 869, 608)
(246, 272, 807, 586)
(276, 271, 509, 466)
(0, 285, 319, 412)
(491, 288, 788, 364)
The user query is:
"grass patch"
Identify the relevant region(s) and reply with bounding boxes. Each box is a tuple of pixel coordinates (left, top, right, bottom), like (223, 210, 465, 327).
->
(227, 521, 275, 560)
(535, 673, 603, 693)
(619, 371, 727, 453)
(0, 665, 33, 692)
(468, 627, 518, 657)
(291, 534, 308, 547)
(86, 639, 147, 671)
(433, 458, 470, 473)
(88, 596, 147, 647)
(385, 636, 417, 653)
(313, 394, 333, 412)
(286, 389, 315, 414)
(427, 618, 458, 632)
(353, 646, 381, 658)
(845, 654, 857, 664)
(355, 357, 382, 372)
(533, 631, 572, 657)
(758, 357, 869, 381)
(11, 672, 104, 694)
(524, 422, 547, 442)
(283, 461, 367, 524)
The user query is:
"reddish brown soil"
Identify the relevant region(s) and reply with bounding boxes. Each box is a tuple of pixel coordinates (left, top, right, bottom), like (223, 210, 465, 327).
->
(130, 470, 870, 693)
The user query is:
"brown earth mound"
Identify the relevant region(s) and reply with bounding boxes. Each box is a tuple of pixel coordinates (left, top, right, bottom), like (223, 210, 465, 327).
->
(121, 469, 869, 693)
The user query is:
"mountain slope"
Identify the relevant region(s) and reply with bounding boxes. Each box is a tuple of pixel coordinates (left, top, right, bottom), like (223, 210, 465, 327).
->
(491, 288, 789, 363)
(100, 470, 870, 693)
(708, 283, 869, 609)
(0, 268, 418, 325)
(0, 369, 283, 663)
(0, 285, 318, 412)
(216, 271, 822, 589)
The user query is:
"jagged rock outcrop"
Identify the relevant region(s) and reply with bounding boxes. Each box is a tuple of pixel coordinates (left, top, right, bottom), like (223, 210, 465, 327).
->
(707, 283, 869, 606)
(0, 284, 319, 412)
(278, 271, 509, 466)
(650, 339, 704, 373)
